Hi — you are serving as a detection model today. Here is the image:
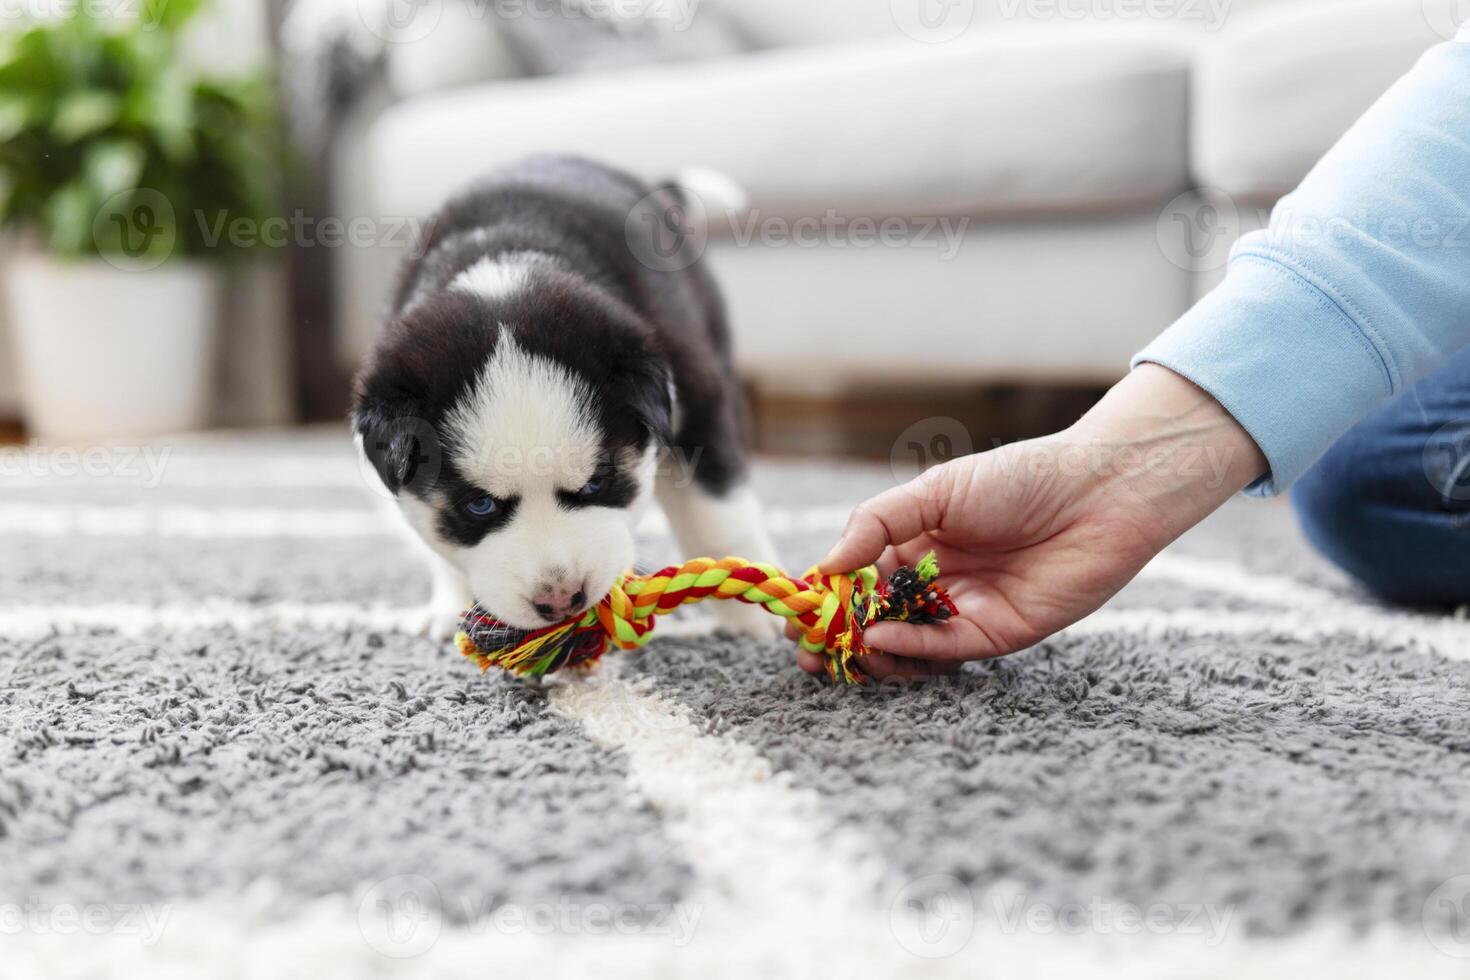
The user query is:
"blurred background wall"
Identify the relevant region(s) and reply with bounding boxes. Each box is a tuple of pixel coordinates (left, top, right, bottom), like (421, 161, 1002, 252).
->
(0, 0, 1459, 450)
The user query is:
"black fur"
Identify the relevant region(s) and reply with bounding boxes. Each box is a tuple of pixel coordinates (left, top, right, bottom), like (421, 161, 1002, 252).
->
(353, 155, 752, 544)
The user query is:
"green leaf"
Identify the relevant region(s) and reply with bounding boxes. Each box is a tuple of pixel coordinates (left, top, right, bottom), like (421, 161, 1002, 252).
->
(0, 1, 286, 263)
(0, 94, 37, 141)
(145, 63, 194, 163)
(43, 180, 96, 256)
(143, 0, 205, 35)
(82, 138, 145, 197)
(0, 27, 60, 88)
(52, 90, 121, 142)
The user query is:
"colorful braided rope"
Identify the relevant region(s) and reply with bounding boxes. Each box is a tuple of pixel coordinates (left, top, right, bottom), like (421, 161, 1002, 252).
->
(455, 552, 956, 685)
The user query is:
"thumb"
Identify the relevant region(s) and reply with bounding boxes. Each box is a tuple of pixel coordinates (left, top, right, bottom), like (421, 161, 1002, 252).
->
(819, 466, 951, 573)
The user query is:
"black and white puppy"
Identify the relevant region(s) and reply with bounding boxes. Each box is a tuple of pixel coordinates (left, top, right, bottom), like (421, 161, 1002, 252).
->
(353, 155, 779, 640)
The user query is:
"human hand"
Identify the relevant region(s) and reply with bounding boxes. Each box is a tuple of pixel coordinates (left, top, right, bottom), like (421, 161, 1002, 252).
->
(796, 366, 1267, 680)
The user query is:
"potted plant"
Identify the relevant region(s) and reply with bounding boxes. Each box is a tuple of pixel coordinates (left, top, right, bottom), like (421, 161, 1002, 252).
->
(0, 0, 283, 440)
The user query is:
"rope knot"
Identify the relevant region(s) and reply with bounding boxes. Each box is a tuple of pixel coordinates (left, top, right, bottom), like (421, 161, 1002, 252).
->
(456, 552, 955, 685)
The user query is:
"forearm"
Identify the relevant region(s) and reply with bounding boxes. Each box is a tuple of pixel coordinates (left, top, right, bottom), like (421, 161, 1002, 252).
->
(1136, 37, 1470, 495)
(1067, 365, 1267, 547)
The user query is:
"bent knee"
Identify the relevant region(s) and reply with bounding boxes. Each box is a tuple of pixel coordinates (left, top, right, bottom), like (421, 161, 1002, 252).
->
(1292, 459, 1470, 606)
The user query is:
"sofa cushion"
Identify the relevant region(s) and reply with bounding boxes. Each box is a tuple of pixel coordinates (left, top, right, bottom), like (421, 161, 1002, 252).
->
(710, 0, 1287, 48)
(368, 29, 1190, 219)
(1191, 0, 1446, 198)
(495, 2, 748, 76)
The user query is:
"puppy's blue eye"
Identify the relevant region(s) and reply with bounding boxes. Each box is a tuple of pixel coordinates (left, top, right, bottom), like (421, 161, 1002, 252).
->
(464, 495, 498, 518)
(577, 476, 606, 498)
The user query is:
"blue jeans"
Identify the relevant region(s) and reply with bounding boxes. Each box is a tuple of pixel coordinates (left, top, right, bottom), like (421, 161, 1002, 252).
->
(1292, 345, 1470, 606)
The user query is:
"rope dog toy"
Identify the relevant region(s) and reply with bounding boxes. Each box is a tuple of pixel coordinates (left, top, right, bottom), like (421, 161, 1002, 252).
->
(455, 552, 956, 685)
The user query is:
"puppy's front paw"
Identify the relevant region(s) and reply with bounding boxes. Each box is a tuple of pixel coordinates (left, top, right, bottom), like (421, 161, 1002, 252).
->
(710, 600, 785, 643)
(414, 601, 468, 643)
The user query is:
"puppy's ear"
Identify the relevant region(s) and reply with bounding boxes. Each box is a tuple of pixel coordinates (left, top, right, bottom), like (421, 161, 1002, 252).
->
(354, 405, 444, 495)
(620, 357, 674, 446)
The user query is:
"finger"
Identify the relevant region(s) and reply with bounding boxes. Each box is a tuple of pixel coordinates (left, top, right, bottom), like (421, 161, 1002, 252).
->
(862, 617, 1006, 662)
(784, 621, 802, 642)
(820, 470, 951, 573)
(796, 649, 826, 674)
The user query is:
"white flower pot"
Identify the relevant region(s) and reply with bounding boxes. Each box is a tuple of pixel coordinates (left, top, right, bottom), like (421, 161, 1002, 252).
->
(4, 254, 224, 441)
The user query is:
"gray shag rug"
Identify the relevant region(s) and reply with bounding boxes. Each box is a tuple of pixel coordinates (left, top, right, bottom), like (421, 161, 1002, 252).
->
(3, 429, 1470, 979)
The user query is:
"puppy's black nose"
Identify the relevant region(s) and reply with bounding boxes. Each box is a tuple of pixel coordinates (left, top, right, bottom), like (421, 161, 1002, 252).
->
(530, 579, 590, 622)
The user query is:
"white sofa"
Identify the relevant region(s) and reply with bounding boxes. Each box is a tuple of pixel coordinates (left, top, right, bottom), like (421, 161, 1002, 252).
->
(329, 0, 1449, 392)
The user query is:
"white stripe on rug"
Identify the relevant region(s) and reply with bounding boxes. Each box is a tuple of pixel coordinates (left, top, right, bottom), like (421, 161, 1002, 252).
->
(4, 885, 1461, 980)
(0, 503, 852, 541)
(0, 504, 391, 539)
(1064, 607, 1470, 662)
(546, 660, 884, 923)
(0, 459, 369, 489)
(0, 602, 718, 642)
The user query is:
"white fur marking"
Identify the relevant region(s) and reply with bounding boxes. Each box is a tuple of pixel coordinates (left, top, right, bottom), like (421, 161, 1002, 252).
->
(448, 251, 557, 301)
(444, 333, 601, 495)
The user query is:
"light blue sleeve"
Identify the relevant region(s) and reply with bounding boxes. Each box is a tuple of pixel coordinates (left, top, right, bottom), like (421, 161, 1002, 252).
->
(1133, 35, 1470, 496)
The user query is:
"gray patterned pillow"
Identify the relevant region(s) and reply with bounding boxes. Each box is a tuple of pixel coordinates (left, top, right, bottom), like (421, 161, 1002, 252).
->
(493, 0, 747, 75)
